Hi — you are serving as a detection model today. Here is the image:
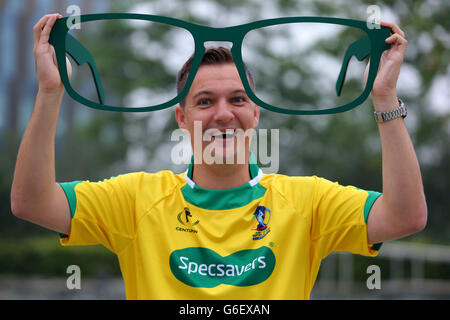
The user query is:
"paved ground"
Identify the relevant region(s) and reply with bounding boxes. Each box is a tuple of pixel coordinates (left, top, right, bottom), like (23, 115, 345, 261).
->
(0, 276, 126, 300)
(1, 276, 449, 299)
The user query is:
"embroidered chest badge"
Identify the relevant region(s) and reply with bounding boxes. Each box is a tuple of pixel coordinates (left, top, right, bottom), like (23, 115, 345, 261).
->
(252, 206, 271, 240)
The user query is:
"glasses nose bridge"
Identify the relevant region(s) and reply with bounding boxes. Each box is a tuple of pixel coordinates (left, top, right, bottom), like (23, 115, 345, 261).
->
(197, 26, 241, 46)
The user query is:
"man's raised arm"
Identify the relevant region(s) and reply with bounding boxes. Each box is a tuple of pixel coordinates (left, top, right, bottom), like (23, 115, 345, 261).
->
(11, 14, 72, 235)
(365, 21, 427, 244)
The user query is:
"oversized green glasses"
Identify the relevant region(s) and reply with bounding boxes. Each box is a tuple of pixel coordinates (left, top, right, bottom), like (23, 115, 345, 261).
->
(49, 14, 391, 114)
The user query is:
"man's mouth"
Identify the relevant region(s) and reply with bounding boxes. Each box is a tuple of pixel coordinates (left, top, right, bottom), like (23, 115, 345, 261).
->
(213, 130, 238, 140)
(206, 129, 239, 141)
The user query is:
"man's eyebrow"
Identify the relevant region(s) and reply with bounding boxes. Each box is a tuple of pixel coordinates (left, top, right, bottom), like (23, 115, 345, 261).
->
(192, 90, 213, 100)
(191, 89, 247, 100)
(231, 89, 248, 96)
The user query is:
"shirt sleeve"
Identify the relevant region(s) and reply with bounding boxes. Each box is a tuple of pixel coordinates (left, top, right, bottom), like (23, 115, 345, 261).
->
(311, 176, 382, 260)
(57, 173, 139, 254)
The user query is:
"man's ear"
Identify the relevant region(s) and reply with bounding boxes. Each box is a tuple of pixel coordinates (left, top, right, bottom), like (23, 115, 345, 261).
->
(175, 105, 187, 130)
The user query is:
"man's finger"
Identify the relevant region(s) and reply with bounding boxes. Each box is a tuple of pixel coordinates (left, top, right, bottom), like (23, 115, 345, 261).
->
(33, 15, 52, 46)
(38, 14, 60, 45)
(385, 33, 408, 55)
(379, 20, 406, 38)
(385, 33, 408, 46)
(34, 14, 62, 46)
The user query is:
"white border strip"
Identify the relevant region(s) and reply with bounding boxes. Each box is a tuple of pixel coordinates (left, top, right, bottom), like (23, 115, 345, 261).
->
(184, 170, 196, 189)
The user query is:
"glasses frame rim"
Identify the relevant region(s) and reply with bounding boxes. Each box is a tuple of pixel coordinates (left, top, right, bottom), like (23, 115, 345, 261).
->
(49, 13, 391, 114)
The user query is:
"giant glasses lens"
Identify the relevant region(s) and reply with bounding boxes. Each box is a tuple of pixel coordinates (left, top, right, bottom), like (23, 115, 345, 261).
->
(66, 19, 194, 109)
(242, 22, 370, 111)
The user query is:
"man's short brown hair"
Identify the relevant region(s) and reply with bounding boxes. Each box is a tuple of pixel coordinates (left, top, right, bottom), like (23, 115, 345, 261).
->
(176, 46, 255, 108)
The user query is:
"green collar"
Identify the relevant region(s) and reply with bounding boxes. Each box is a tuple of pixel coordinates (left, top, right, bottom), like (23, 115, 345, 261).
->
(186, 152, 260, 181)
(182, 152, 266, 210)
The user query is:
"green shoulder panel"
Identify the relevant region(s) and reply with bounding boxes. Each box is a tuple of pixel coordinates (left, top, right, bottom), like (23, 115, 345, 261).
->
(58, 181, 83, 218)
(363, 190, 383, 251)
(57, 181, 83, 239)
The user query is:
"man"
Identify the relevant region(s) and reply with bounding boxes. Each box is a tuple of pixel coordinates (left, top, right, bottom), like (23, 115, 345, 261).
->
(11, 14, 426, 299)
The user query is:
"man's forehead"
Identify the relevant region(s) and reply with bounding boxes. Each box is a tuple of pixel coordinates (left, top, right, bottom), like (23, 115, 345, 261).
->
(190, 64, 244, 93)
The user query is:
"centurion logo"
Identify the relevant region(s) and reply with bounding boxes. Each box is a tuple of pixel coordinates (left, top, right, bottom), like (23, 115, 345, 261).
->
(169, 246, 276, 288)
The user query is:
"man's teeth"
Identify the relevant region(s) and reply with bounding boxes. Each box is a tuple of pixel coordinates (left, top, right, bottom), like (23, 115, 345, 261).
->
(214, 131, 237, 138)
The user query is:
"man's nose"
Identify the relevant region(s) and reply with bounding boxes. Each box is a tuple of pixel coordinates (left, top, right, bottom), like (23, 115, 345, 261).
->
(213, 98, 234, 123)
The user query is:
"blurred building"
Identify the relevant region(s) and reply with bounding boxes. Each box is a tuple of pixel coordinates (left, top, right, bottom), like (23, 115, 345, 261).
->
(0, 0, 111, 136)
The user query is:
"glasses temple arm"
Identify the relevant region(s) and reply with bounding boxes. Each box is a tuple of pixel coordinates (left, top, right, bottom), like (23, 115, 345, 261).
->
(335, 35, 371, 96)
(65, 34, 105, 104)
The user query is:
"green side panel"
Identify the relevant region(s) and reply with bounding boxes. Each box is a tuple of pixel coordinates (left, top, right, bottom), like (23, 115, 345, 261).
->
(372, 242, 383, 251)
(187, 156, 194, 179)
(249, 151, 259, 179)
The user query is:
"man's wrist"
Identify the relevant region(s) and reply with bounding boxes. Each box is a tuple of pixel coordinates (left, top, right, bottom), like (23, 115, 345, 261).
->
(35, 89, 64, 115)
(37, 88, 64, 102)
(372, 96, 400, 112)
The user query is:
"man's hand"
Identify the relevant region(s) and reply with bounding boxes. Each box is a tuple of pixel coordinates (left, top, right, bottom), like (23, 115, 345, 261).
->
(33, 13, 71, 95)
(364, 20, 408, 109)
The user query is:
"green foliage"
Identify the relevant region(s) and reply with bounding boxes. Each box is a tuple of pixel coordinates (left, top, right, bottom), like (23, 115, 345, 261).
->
(0, 235, 120, 277)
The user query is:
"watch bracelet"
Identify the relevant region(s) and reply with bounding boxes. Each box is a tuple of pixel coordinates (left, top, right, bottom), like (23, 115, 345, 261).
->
(374, 98, 407, 123)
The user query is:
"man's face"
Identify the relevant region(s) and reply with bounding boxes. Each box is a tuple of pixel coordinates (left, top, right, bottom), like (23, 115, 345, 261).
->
(175, 63, 260, 164)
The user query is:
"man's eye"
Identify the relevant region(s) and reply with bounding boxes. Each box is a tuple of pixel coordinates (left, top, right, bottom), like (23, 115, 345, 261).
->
(198, 99, 211, 106)
(233, 97, 245, 103)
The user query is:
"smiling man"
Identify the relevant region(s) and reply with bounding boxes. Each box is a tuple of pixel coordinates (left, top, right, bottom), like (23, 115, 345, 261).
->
(175, 51, 260, 189)
(11, 14, 426, 300)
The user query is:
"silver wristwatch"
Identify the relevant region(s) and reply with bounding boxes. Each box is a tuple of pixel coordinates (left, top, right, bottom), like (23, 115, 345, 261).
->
(374, 98, 407, 123)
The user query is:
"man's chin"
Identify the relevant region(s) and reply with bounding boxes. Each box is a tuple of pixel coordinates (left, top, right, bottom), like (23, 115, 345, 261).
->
(202, 144, 247, 165)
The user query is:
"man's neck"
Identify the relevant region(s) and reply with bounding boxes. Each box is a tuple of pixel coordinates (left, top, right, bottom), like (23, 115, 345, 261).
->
(192, 162, 251, 190)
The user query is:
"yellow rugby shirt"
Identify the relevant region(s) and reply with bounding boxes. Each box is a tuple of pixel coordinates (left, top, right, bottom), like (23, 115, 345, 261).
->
(58, 157, 382, 299)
